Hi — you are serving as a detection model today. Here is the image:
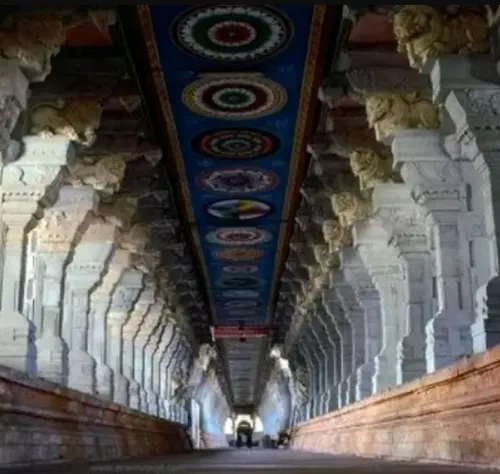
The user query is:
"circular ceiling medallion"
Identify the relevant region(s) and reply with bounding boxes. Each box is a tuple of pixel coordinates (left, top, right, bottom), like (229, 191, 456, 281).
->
(223, 265, 259, 274)
(197, 167, 279, 194)
(221, 289, 260, 298)
(223, 300, 260, 309)
(182, 74, 287, 120)
(206, 227, 272, 245)
(205, 199, 272, 221)
(214, 247, 264, 262)
(172, 6, 293, 62)
(216, 276, 265, 288)
(193, 128, 280, 159)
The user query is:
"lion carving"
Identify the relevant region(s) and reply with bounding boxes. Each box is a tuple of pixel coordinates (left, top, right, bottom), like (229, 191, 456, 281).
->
(393, 6, 490, 70)
(67, 156, 126, 197)
(365, 91, 440, 140)
(349, 148, 394, 190)
(0, 14, 66, 82)
(331, 191, 372, 228)
(29, 99, 102, 146)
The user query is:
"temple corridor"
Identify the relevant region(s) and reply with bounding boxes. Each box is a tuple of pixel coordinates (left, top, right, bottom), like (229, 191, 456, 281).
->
(2, 4, 500, 471)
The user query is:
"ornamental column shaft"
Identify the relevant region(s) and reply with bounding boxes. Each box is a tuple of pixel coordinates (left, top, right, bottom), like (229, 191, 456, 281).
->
(34, 186, 98, 384)
(341, 247, 383, 399)
(107, 268, 144, 405)
(65, 218, 117, 393)
(0, 136, 73, 374)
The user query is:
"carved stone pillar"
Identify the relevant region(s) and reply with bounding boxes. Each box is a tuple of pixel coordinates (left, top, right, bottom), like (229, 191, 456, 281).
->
(389, 130, 473, 371)
(142, 303, 167, 416)
(353, 220, 407, 393)
(322, 288, 352, 407)
(152, 318, 175, 418)
(341, 247, 382, 399)
(0, 136, 73, 374)
(107, 268, 144, 405)
(430, 56, 500, 353)
(311, 300, 337, 413)
(64, 217, 117, 394)
(305, 312, 327, 416)
(161, 326, 180, 419)
(372, 184, 433, 382)
(297, 341, 315, 421)
(89, 250, 132, 400)
(332, 270, 366, 403)
(34, 186, 98, 384)
(122, 278, 156, 409)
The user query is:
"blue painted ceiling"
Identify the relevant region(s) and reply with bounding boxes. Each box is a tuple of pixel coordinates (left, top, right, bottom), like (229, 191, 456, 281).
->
(131, 4, 328, 406)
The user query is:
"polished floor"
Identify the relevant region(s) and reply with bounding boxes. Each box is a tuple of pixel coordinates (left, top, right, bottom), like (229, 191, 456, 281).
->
(2, 449, 498, 473)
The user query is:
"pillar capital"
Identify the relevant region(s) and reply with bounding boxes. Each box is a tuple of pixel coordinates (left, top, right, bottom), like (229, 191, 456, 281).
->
(331, 190, 372, 229)
(37, 186, 99, 253)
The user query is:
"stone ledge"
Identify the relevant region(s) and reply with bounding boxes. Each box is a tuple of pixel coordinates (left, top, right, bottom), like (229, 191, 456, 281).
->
(291, 345, 500, 467)
(0, 364, 192, 466)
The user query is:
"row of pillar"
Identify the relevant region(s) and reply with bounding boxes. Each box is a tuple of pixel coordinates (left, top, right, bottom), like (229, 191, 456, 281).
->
(287, 51, 500, 422)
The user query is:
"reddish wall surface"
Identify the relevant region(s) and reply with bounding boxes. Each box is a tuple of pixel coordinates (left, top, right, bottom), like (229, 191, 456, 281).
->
(0, 366, 191, 466)
(292, 346, 500, 468)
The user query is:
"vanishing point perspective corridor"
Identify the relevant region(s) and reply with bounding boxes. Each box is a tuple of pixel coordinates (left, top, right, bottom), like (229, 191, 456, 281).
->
(1, 4, 500, 472)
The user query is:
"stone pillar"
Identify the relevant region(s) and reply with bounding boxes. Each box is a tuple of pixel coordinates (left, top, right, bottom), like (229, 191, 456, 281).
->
(429, 56, 500, 353)
(300, 332, 321, 419)
(341, 247, 382, 398)
(297, 341, 315, 421)
(372, 184, 433, 382)
(34, 186, 98, 384)
(0, 136, 73, 374)
(353, 219, 407, 393)
(161, 326, 180, 419)
(89, 250, 132, 400)
(64, 217, 117, 394)
(107, 268, 144, 405)
(158, 321, 177, 417)
(322, 288, 353, 407)
(332, 270, 366, 403)
(388, 130, 473, 371)
(121, 277, 156, 409)
(152, 318, 175, 417)
(143, 305, 167, 416)
(311, 300, 337, 413)
(305, 313, 327, 416)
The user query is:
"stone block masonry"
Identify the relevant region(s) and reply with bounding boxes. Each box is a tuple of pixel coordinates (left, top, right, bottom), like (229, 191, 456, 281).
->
(0, 365, 192, 467)
(291, 345, 500, 468)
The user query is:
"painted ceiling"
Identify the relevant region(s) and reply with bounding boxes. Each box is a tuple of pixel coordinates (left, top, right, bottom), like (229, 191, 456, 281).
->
(129, 4, 330, 406)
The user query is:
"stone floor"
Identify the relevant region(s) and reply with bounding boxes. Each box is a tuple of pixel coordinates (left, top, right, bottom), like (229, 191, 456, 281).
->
(2, 449, 498, 473)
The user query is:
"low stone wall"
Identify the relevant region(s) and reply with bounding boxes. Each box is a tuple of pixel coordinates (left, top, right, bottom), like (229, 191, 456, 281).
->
(292, 346, 500, 468)
(200, 431, 228, 448)
(0, 365, 192, 466)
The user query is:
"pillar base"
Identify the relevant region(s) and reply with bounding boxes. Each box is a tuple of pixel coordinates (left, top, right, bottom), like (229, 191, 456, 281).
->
(139, 388, 148, 411)
(113, 374, 130, 406)
(95, 362, 113, 400)
(471, 318, 500, 354)
(426, 316, 473, 373)
(128, 380, 141, 410)
(67, 350, 96, 394)
(0, 311, 36, 376)
(373, 352, 398, 393)
(36, 335, 68, 385)
(356, 362, 374, 400)
(397, 336, 427, 385)
(147, 392, 159, 416)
